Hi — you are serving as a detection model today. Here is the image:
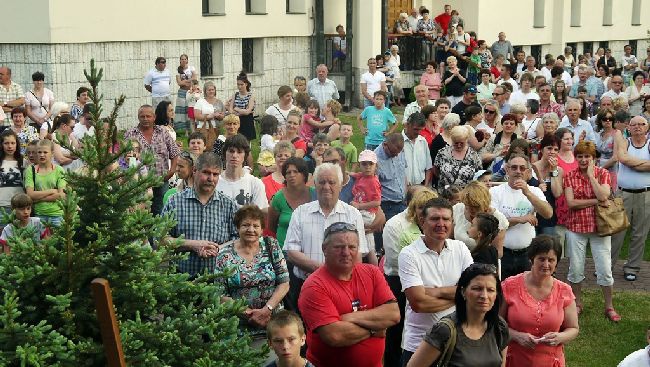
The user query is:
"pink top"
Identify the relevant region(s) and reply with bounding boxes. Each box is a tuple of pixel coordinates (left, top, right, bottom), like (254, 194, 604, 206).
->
(299, 113, 320, 143)
(352, 175, 381, 214)
(555, 155, 578, 225)
(502, 273, 575, 367)
(420, 72, 442, 100)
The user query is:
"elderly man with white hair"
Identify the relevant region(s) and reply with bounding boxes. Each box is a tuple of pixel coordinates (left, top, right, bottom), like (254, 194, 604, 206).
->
(307, 64, 340, 110)
(559, 99, 596, 146)
(284, 163, 370, 306)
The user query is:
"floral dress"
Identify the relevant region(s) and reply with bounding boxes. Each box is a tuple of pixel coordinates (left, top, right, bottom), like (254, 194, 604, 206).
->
(434, 145, 482, 191)
(215, 236, 289, 337)
(14, 126, 39, 155)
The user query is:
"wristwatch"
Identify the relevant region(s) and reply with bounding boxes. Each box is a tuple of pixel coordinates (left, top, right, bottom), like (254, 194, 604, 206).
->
(368, 329, 376, 337)
(550, 169, 559, 177)
(265, 304, 274, 312)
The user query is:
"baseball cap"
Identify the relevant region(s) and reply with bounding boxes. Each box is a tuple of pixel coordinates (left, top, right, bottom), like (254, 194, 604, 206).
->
(473, 169, 491, 181)
(464, 84, 478, 94)
(358, 150, 377, 163)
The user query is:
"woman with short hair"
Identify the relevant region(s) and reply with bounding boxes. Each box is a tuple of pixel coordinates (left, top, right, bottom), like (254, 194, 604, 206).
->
(265, 85, 296, 135)
(24, 71, 54, 129)
(194, 81, 225, 149)
(481, 113, 519, 169)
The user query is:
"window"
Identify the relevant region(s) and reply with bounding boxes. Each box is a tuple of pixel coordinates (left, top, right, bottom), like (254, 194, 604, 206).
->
(582, 42, 593, 56)
(632, 0, 642, 25)
(200, 39, 224, 76)
(246, 0, 266, 14)
(629, 40, 638, 56)
(242, 38, 264, 74)
(599, 41, 609, 51)
(286, 0, 305, 13)
(603, 0, 613, 26)
(530, 45, 542, 67)
(533, 0, 545, 28)
(570, 0, 581, 27)
(202, 0, 225, 15)
(566, 42, 577, 60)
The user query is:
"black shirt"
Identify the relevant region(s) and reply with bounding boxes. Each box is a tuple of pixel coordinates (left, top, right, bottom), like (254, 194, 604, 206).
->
(451, 99, 481, 125)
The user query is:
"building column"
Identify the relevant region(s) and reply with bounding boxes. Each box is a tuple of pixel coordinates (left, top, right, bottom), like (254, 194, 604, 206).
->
(352, 0, 383, 107)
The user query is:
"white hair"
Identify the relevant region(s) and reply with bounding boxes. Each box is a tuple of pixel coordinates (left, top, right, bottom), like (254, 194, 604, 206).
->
(441, 113, 461, 131)
(313, 163, 343, 185)
(50, 101, 70, 117)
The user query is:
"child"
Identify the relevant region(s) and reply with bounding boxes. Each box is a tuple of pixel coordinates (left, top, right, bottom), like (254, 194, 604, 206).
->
(434, 30, 447, 64)
(293, 76, 307, 94)
(299, 100, 322, 144)
(330, 124, 358, 172)
(357, 91, 396, 150)
(321, 99, 342, 141)
(467, 47, 482, 86)
(439, 185, 462, 206)
(304, 133, 329, 174)
(25, 140, 39, 166)
(473, 169, 492, 184)
(467, 212, 500, 268)
(350, 150, 381, 253)
(186, 80, 202, 125)
(293, 92, 310, 114)
(265, 310, 314, 367)
(1, 194, 50, 254)
(258, 115, 280, 176)
(24, 139, 66, 226)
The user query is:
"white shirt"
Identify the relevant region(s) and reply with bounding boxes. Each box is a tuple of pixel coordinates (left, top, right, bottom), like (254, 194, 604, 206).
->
(216, 172, 268, 209)
(265, 103, 295, 127)
(143, 68, 171, 97)
(403, 100, 435, 124)
(509, 90, 539, 107)
(399, 237, 473, 352)
(498, 77, 519, 92)
(521, 116, 542, 140)
(617, 346, 649, 367)
(540, 66, 552, 81)
(452, 203, 509, 250)
(72, 123, 95, 140)
(561, 71, 573, 87)
(476, 121, 496, 135)
(360, 70, 386, 97)
(490, 183, 547, 250)
(382, 210, 421, 276)
(602, 89, 628, 102)
(402, 131, 432, 185)
(284, 200, 369, 279)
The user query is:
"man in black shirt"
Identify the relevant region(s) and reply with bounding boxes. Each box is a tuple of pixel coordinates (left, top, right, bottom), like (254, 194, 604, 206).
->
(451, 84, 481, 124)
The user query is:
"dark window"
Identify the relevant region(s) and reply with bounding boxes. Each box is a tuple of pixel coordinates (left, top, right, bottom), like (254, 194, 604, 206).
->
(583, 41, 593, 56)
(246, 0, 252, 13)
(242, 38, 254, 74)
(202, 0, 209, 14)
(629, 40, 638, 56)
(599, 41, 609, 50)
(530, 45, 542, 67)
(513, 45, 523, 56)
(566, 42, 577, 59)
(286, 0, 290, 12)
(200, 39, 213, 76)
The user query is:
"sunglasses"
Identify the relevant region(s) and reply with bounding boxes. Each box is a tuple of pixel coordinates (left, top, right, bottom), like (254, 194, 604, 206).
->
(485, 110, 496, 114)
(601, 117, 613, 122)
(324, 222, 358, 239)
(492, 92, 504, 96)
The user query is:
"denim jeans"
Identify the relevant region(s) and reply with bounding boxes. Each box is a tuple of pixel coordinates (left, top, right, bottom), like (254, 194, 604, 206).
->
(400, 350, 414, 367)
(151, 180, 169, 216)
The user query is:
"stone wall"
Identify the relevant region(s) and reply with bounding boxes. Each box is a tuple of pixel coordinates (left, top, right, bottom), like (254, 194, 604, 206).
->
(0, 36, 311, 130)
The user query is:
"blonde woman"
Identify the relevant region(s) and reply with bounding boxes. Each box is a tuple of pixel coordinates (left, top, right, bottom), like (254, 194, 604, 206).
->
(433, 124, 482, 191)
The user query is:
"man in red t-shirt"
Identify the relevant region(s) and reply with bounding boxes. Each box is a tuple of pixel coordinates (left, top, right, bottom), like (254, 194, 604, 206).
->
(434, 4, 452, 35)
(298, 222, 399, 367)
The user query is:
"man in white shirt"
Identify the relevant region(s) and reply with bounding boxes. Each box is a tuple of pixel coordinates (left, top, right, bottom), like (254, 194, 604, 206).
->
(559, 100, 597, 146)
(398, 197, 473, 365)
(143, 56, 171, 108)
(72, 104, 95, 140)
(307, 64, 340, 111)
(508, 72, 539, 106)
(621, 44, 639, 85)
(601, 75, 628, 102)
(402, 85, 434, 124)
(402, 113, 432, 186)
(497, 64, 519, 92)
(360, 58, 387, 107)
(617, 327, 650, 367)
(554, 59, 573, 87)
(490, 154, 552, 280)
(216, 134, 268, 210)
(518, 56, 540, 81)
(407, 8, 420, 32)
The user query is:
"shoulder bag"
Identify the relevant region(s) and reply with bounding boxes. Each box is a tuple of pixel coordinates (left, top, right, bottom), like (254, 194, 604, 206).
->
(435, 318, 457, 367)
(595, 191, 629, 236)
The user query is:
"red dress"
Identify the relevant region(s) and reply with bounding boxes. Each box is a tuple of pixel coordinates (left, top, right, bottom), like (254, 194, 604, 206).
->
(502, 273, 575, 367)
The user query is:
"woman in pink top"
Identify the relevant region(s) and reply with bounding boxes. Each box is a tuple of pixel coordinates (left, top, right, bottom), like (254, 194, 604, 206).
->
(420, 61, 442, 100)
(554, 128, 578, 232)
(500, 235, 579, 367)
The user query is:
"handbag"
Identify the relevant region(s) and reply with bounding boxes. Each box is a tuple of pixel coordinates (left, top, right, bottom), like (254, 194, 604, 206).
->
(595, 192, 629, 237)
(435, 317, 457, 367)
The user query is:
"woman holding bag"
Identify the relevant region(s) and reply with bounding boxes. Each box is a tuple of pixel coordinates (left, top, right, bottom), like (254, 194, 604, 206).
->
(563, 141, 620, 322)
(407, 263, 509, 367)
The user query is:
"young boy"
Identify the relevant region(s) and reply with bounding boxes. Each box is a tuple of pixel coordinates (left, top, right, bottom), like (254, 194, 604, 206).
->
(350, 150, 381, 253)
(357, 91, 396, 151)
(265, 310, 314, 367)
(0, 194, 49, 254)
(330, 124, 358, 172)
(304, 133, 330, 174)
(188, 131, 207, 160)
(467, 47, 482, 86)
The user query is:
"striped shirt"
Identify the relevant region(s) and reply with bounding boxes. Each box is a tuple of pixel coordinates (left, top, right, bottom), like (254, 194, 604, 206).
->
(284, 200, 369, 280)
(162, 188, 239, 276)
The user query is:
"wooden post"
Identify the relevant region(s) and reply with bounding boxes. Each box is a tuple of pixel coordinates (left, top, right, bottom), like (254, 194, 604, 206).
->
(91, 278, 127, 367)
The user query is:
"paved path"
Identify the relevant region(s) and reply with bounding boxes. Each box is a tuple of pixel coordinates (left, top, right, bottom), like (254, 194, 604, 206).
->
(555, 259, 650, 292)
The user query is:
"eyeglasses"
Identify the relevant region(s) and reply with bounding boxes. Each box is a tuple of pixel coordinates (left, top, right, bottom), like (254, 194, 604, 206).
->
(485, 110, 496, 114)
(629, 123, 648, 127)
(492, 92, 503, 96)
(324, 222, 358, 239)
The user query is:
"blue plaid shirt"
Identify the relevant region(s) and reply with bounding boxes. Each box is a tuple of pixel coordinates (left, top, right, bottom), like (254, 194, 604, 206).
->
(162, 188, 239, 276)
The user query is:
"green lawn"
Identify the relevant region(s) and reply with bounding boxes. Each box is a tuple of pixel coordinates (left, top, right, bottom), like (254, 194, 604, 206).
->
(565, 290, 650, 367)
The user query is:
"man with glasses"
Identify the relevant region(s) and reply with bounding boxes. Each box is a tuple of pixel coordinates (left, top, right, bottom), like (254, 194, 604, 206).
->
(490, 154, 552, 280)
(285, 163, 370, 307)
(602, 75, 628, 102)
(560, 100, 596, 146)
(492, 85, 511, 115)
(144, 56, 171, 108)
(398, 197, 474, 365)
(612, 116, 650, 282)
(298, 222, 399, 367)
(537, 82, 564, 119)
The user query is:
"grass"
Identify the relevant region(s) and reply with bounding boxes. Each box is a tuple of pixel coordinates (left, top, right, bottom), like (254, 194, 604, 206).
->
(565, 290, 650, 367)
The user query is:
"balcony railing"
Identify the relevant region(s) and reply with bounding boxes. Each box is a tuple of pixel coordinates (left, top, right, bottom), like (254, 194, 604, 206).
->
(324, 34, 347, 73)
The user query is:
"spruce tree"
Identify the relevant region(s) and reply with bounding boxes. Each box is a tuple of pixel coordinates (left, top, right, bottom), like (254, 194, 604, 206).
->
(0, 60, 264, 366)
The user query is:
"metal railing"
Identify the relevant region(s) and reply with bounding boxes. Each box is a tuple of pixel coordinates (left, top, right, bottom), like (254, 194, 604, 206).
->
(324, 34, 347, 73)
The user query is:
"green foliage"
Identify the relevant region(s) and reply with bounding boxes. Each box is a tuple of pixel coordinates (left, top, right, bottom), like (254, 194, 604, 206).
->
(0, 59, 262, 366)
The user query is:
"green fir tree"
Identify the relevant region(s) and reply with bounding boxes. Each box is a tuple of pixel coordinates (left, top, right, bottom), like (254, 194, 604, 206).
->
(0, 59, 264, 366)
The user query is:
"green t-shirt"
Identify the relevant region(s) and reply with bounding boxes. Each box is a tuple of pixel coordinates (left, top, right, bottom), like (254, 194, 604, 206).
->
(331, 140, 359, 172)
(270, 187, 316, 247)
(24, 165, 66, 217)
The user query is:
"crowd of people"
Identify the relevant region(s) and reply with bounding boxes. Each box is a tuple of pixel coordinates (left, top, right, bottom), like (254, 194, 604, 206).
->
(1, 16, 650, 366)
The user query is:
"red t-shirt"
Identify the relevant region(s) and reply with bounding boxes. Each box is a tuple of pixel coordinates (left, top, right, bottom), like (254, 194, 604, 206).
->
(434, 13, 451, 35)
(419, 126, 438, 147)
(291, 137, 307, 153)
(299, 264, 395, 367)
(352, 175, 381, 213)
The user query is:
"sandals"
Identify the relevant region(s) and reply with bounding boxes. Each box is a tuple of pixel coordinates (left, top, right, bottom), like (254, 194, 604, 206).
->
(605, 308, 622, 323)
(624, 273, 637, 281)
